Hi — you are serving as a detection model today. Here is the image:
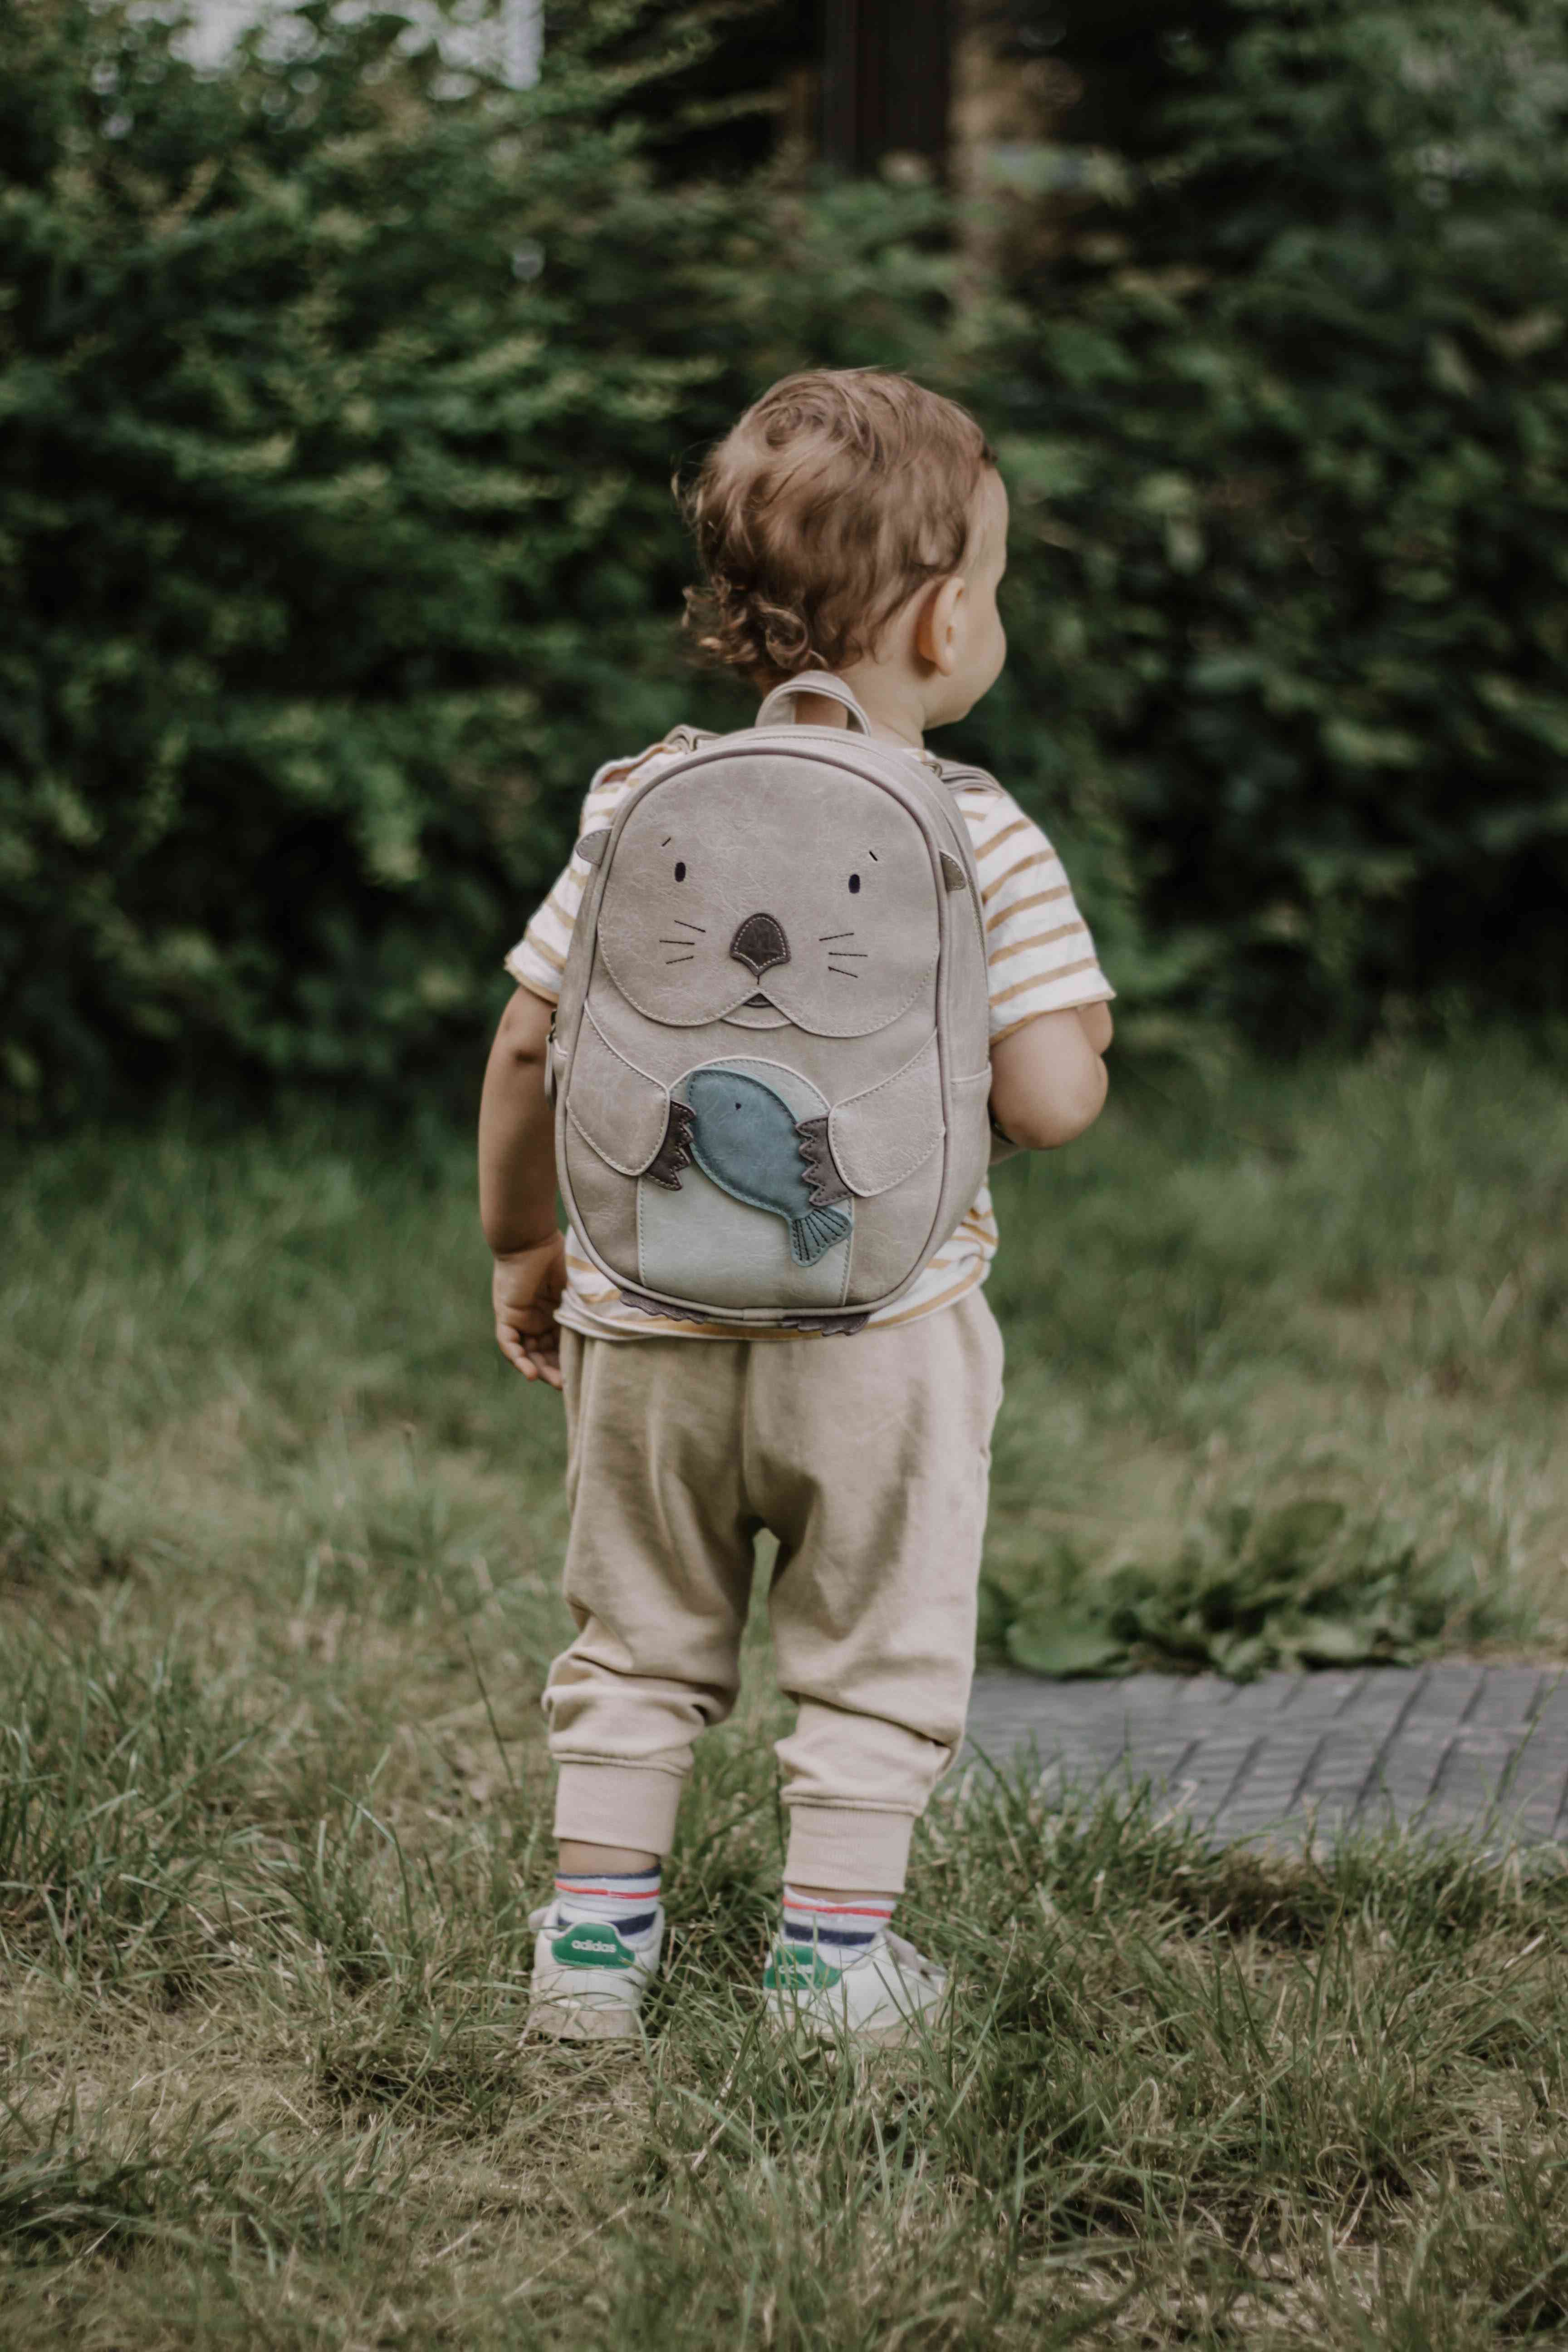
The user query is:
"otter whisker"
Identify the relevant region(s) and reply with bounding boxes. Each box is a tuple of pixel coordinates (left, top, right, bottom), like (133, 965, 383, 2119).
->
(818, 931, 855, 941)
(670, 916, 707, 932)
(827, 966, 861, 980)
(824, 950, 867, 958)
(664, 954, 695, 964)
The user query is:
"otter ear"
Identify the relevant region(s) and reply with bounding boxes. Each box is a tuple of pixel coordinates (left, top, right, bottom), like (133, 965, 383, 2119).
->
(939, 852, 966, 892)
(575, 829, 611, 868)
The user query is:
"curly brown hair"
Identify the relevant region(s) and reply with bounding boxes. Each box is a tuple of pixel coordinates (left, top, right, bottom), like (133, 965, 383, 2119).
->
(676, 369, 996, 689)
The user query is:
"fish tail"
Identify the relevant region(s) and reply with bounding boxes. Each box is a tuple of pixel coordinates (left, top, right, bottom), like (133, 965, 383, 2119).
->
(788, 1204, 851, 1267)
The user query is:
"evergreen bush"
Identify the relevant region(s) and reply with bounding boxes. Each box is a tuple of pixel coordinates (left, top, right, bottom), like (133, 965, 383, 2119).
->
(0, 1, 733, 1110)
(966, 0, 1568, 1041)
(2, 0, 1564, 1115)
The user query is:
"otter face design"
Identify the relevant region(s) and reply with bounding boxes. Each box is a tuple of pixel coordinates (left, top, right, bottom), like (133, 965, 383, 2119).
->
(592, 759, 939, 1039)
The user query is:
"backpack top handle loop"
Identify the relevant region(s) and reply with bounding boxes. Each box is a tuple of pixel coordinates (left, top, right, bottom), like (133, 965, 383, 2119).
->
(754, 672, 873, 736)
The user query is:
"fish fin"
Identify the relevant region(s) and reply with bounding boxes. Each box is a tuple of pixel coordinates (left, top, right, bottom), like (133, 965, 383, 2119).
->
(645, 1099, 696, 1191)
(796, 1115, 851, 1207)
(787, 1204, 852, 1267)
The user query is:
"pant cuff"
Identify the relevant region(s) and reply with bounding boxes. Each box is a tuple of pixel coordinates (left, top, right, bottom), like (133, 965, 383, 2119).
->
(554, 1762, 685, 1856)
(783, 1805, 915, 1893)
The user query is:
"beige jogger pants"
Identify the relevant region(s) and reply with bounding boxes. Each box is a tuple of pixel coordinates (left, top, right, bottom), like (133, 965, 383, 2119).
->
(544, 1287, 1004, 1891)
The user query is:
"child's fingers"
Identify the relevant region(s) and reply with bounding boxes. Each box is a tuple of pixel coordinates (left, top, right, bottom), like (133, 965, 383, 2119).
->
(495, 1309, 564, 1391)
(495, 1318, 537, 1377)
(520, 1330, 564, 1392)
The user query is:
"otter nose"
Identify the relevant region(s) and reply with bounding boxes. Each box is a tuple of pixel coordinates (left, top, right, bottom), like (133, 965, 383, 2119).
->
(729, 912, 790, 976)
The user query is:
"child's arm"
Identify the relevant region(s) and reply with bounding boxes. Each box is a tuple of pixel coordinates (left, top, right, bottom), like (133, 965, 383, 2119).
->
(479, 985, 566, 1391)
(1078, 1000, 1114, 1057)
(988, 1006, 1109, 1151)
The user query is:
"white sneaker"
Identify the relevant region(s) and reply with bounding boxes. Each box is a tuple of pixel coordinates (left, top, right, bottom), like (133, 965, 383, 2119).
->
(526, 1902, 665, 2041)
(763, 1928, 947, 2048)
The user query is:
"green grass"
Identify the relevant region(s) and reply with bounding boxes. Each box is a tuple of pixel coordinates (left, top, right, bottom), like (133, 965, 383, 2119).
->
(1, 1039, 1566, 2345)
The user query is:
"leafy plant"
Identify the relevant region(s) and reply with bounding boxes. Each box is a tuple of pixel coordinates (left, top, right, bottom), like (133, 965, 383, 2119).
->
(990, 1494, 1526, 1681)
(0, 1, 726, 1112)
(4, 0, 1568, 1117)
(968, 0, 1568, 1045)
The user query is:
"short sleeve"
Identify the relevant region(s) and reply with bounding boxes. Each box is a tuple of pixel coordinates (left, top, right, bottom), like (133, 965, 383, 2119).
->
(959, 788, 1114, 1042)
(505, 868, 577, 1004)
(502, 748, 669, 1002)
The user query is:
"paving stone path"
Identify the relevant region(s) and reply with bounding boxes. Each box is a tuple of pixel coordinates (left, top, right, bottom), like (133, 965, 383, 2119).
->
(964, 1664, 1568, 1853)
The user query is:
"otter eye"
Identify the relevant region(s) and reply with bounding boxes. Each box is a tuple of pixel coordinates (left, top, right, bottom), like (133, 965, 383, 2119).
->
(674, 860, 686, 882)
(848, 872, 861, 894)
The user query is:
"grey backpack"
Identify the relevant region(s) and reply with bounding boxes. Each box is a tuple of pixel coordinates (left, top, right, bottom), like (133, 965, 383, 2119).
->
(548, 673, 996, 1332)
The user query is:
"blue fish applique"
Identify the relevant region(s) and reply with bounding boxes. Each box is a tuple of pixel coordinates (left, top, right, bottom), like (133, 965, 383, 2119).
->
(685, 1068, 852, 1267)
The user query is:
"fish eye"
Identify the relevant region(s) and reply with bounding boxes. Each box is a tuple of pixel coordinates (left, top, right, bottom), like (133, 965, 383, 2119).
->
(675, 860, 686, 882)
(848, 872, 861, 894)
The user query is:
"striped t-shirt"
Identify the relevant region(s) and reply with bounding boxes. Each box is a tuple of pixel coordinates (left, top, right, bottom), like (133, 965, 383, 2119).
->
(506, 736, 1113, 1340)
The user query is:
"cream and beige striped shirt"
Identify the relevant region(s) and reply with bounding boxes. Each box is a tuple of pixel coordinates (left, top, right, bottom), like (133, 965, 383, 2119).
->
(506, 737, 1113, 1340)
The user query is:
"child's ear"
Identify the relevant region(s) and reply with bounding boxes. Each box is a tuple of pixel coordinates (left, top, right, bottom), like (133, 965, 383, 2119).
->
(916, 574, 965, 675)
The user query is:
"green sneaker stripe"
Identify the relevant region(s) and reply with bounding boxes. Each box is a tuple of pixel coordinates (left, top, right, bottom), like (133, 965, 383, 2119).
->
(552, 1921, 637, 1970)
(765, 1945, 844, 1992)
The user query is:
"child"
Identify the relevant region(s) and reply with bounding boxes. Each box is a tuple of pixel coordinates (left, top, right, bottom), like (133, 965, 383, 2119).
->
(479, 369, 1113, 2045)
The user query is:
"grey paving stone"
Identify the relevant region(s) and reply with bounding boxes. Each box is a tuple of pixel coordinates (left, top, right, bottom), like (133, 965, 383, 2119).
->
(1463, 1669, 1545, 1727)
(1406, 1670, 1489, 1725)
(962, 1663, 1568, 1856)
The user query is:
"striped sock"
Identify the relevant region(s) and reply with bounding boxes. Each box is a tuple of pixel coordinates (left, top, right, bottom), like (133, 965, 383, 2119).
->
(780, 1885, 896, 1959)
(554, 1866, 662, 1944)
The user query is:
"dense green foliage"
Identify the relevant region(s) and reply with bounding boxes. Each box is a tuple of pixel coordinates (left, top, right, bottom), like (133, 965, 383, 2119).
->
(0, 2, 715, 1106)
(971, 0, 1568, 1039)
(0, 0, 956, 1114)
(2, 0, 1565, 1112)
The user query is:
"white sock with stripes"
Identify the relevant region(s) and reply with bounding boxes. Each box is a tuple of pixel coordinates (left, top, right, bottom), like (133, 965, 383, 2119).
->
(553, 1865, 662, 1945)
(779, 1884, 896, 1962)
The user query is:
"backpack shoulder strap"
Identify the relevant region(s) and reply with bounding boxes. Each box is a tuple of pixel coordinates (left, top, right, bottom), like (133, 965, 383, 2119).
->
(755, 673, 874, 734)
(664, 724, 721, 755)
(931, 755, 1003, 795)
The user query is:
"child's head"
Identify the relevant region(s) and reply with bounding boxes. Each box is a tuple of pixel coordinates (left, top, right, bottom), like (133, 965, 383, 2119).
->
(680, 369, 1008, 729)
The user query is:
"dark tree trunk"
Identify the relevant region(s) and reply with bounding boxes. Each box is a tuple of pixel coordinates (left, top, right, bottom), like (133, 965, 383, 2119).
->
(820, 0, 951, 176)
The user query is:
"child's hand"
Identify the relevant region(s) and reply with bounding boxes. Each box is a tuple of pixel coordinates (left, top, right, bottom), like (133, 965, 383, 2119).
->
(492, 1234, 567, 1390)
